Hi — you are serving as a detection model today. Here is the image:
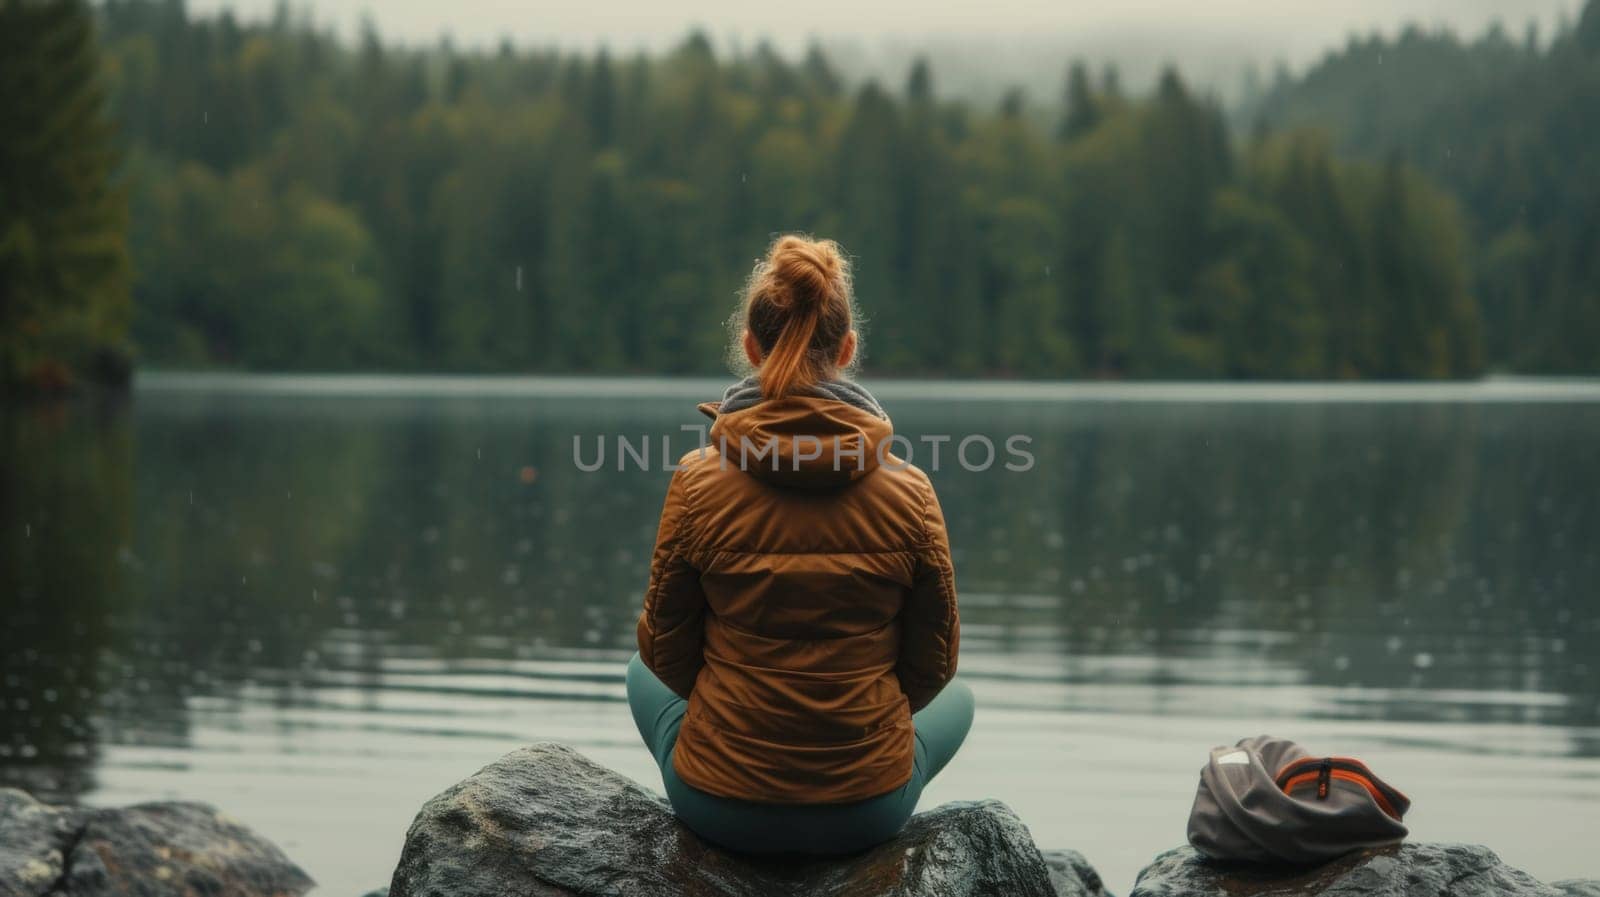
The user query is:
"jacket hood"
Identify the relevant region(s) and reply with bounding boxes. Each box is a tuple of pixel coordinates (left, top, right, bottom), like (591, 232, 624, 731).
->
(715, 374, 888, 421)
(698, 390, 894, 489)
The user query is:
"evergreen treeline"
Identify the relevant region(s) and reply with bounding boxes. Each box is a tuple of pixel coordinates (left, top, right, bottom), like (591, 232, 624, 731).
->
(0, 0, 130, 392)
(1253, 0, 1600, 373)
(84, 0, 1491, 379)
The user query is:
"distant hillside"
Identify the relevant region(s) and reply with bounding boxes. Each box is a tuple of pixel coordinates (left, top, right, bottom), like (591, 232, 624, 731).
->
(1253, 0, 1600, 373)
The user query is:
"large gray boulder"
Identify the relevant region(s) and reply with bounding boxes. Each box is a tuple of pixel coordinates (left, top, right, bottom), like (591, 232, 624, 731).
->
(1129, 843, 1586, 897)
(0, 789, 83, 896)
(388, 742, 1109, 897)
(0, 787, 313, 897)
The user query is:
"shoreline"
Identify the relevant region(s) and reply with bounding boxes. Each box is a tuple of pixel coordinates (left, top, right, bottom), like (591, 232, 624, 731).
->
(129, 370, 1600, 403)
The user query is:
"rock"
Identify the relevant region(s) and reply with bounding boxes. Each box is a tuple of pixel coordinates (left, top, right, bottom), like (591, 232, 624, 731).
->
(0, 788, 314, 897)
(0, 788, 86, 896)
(1129, 844, 1573, 897)
(1553, 882, 1600, 897)
(1041, 848, 1114, 897)
(389, 741, 1090, 897)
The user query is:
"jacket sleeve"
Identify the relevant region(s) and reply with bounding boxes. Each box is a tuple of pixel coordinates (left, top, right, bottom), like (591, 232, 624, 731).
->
(635, 467, 707, 699)
(897, 477, 961, 713)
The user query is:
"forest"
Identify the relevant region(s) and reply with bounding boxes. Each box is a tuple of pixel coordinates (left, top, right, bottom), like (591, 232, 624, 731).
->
(1250, 3, 1600, 375)
(3, 0, 1597, 389)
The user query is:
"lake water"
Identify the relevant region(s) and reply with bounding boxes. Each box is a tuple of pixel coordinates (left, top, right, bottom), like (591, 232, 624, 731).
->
(3, 374, 1598, 894)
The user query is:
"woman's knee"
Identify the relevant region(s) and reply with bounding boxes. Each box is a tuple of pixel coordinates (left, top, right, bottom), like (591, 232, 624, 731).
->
(946, 676, 975, 705)
(913, 677, 975, 780)
(926, 677, 975, 727)
(626, 653, 686, 765)
(625, 651, 648, 691)
(625, 653, 650, 712)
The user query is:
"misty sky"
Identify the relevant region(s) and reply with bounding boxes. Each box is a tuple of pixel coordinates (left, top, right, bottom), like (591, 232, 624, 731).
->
(186, 0, 1578, 97)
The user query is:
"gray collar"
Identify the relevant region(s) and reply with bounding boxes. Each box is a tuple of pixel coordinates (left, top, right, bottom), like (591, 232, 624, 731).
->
(717, 374, 888, 420)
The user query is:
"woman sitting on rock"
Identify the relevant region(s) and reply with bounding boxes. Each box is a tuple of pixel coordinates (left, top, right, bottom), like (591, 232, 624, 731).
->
(627, 234, 973, 855)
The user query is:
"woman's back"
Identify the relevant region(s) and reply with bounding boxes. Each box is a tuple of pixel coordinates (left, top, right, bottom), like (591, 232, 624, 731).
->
(639, 390, 959, 803)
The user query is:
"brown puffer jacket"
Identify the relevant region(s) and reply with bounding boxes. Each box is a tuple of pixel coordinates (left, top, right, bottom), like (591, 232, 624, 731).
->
(636, 392, 961, 804)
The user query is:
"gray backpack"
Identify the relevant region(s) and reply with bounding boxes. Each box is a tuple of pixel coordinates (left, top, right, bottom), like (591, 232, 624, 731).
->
(1186, 735, 1411, 864)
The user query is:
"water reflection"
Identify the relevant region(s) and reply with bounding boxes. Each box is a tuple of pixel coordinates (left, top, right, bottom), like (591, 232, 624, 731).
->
(1, 380, 1597, 833)
(1, 398, 129, 798)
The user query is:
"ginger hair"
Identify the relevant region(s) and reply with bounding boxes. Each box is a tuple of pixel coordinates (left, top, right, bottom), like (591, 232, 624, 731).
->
(739, 235, 855, 399)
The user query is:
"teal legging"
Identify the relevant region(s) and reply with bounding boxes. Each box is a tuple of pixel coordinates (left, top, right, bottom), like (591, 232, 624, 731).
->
(625, 652, 975, 856)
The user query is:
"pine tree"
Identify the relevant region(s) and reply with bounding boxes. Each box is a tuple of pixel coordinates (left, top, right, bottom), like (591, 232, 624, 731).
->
(1578, 0, 1600, 54)
(1057, 62, 1099, 141)
(801, 43, 841, 98)
(905, 57, 932, 106)
(1372, 156, 1428, 377)
(587, 48, 617, 147)
(0, 0, 131, 392)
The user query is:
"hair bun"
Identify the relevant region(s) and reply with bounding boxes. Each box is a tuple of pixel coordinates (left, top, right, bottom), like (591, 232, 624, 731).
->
(768, 235, 843, 308)
(738, 234, 856, 399)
